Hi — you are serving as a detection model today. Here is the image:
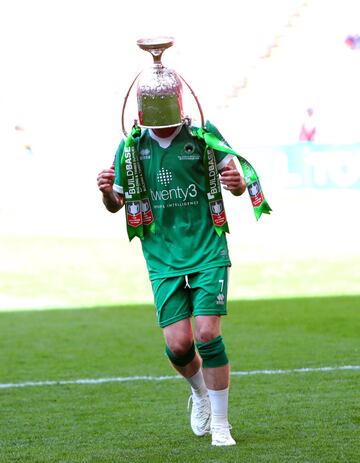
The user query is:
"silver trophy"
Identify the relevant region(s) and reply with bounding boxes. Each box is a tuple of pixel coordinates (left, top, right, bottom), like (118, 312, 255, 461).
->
(121, 36, 204, 136)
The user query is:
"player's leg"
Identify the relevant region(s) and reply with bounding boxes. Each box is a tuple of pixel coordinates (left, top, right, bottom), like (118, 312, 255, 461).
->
(163, 318, 200, 377)
(191, 268, 236, 446)
(195, 315, 235, 446)
(195, 315, 230, 389)
(163, 318, 211, 436)
(152, 276, 211, 436)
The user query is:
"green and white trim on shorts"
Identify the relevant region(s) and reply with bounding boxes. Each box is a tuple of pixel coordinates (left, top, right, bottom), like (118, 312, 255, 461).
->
(151, 266, 230, 328)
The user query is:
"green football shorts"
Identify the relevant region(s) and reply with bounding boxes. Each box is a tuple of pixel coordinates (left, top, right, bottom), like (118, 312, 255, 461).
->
(151, 266, 229, 328)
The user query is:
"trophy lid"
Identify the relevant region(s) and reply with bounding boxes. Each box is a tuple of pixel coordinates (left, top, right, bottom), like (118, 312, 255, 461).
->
(136, 36, 174, 65)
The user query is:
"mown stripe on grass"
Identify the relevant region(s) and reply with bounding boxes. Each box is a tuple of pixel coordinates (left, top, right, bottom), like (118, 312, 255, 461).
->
(1, 365, 359, 390)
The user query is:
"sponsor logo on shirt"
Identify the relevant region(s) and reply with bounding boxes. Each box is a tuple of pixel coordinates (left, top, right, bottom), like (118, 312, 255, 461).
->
(157, 167, 173, 187)
(151, 167, 199, 206)
(151, 184, 198, 202)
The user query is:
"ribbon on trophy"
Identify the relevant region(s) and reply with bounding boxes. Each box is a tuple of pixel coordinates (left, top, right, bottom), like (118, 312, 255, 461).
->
(120, 126, 155, 241)
(192, 121, 272, 236)
(203, 145, 230, 236)
(120, 122, 271, 241)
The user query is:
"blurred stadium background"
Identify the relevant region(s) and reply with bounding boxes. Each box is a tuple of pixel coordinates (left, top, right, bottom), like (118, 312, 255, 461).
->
(0, 0, 359, 310)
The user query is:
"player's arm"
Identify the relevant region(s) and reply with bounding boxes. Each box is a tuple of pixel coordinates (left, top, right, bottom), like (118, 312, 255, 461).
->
(219, 159, 246, 196)
(97, 165, 124, 212)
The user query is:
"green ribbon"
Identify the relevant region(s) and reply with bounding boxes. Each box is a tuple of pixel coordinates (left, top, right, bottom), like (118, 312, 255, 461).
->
(120, 122, 271, 241)
(120, 126, 155, 241)
(192, 124, 272, 225)
(203, 145, 230, 236)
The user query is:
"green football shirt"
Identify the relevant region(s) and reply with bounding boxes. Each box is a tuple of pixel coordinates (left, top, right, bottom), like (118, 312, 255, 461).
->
(114, 123, 232, 280)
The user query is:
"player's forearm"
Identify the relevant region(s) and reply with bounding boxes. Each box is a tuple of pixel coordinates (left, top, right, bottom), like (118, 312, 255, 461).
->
(102, 191, 124, 213)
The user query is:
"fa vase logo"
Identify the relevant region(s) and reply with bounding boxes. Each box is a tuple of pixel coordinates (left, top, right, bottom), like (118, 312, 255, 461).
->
(141, 198, 154, 226)
(248, 181, 264, 207)
(210, 200, 227, 226)
(211, 201, 223, 214)
(127, 201, 142, 227)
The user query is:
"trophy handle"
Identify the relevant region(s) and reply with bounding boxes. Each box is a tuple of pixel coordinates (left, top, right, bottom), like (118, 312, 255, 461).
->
(178, 73, 205, 129)
(121, 71, 141, 137)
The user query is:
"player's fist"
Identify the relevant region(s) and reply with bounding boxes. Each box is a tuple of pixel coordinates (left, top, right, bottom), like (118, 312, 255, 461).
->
(97, 165, 115, 194)
(220, 165, 246, 196)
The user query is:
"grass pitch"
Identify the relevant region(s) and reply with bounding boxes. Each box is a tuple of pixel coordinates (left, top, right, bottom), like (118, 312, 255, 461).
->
(1, 296, 359, 462)
(1, 234, 359, 311)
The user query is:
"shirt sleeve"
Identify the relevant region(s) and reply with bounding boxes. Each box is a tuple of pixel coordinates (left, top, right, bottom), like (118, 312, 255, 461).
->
(216, 154, 233, 171)
(113, 139, 125, 194)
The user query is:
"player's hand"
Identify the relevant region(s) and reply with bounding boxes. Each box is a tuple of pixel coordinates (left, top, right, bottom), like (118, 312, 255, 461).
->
(97, 165, 115, 195)
(220, 165, 246, 196)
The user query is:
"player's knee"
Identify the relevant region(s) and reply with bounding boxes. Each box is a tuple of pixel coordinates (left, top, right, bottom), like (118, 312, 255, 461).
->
(165, 341, 196, 367)
(195, 316, 220, 343)
(196, 335, 229, 368)
(166, 335, 193, 357)
(196, 327, 218, 344)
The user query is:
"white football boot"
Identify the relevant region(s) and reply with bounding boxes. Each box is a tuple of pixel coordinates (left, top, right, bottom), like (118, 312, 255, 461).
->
(188, 394, 211, 436)
(211, 423, 236, 446)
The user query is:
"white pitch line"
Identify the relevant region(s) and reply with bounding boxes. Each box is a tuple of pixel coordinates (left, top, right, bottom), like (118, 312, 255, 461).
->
(231, 365, 360, 376)
(1, 365, 359, 390)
